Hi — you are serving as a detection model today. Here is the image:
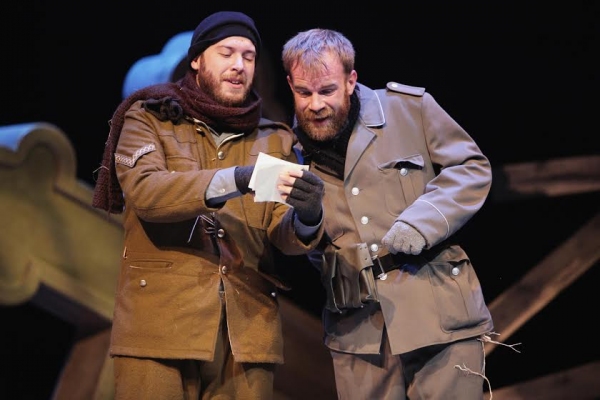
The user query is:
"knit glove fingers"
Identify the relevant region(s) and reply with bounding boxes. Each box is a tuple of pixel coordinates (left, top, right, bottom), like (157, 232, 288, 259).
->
(381, 221, 426, 255)
(286, 170, 324, 226)
(234, 166, 255, 195)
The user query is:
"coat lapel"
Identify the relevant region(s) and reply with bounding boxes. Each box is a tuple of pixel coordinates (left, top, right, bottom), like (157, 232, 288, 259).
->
(345, 83, 385, 179)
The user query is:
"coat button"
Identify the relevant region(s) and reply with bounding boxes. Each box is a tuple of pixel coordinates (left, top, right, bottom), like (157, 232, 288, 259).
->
(400, 167, 408, 176)
(217, 228, 225, 238)
(221, 265, 228, 274)
(217, 151, 225, 160)
(351, 187, 360, 195)
(360, 216, 369, 225)
(451, 267, 460, 276)
(139, 279, 147, 287)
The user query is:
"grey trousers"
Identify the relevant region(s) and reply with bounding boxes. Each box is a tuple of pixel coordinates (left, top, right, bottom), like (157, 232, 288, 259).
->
(331, 332, 486, 400)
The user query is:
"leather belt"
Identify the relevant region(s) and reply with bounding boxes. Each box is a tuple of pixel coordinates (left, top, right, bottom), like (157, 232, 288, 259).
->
(372, 252, 418, 279)
(372, 241, 453, 279)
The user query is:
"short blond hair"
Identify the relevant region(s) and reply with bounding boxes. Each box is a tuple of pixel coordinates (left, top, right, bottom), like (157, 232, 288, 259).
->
(281, 28, 355, 76)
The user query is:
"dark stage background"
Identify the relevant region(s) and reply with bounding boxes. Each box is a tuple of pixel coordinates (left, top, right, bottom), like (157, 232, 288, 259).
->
(1, 2, 598, 399)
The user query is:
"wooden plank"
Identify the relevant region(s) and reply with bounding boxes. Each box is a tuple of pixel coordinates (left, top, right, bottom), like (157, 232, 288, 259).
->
(0, 123, 123, 315)
(275, 296, 337, 399)
(492, 155, 600, 202)
(485, 212, 600, 355)
(484, 361, 600, 400)
(51, 328, 112, 400)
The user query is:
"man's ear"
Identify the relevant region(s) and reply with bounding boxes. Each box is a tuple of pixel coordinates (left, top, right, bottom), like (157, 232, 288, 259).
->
(286, 75, 293, 89)
(190, 56, 200, 71)
(347, 70, 358, 94)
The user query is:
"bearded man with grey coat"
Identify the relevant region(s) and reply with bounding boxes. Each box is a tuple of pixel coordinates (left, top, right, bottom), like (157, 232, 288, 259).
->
(281, 28, 494, 399)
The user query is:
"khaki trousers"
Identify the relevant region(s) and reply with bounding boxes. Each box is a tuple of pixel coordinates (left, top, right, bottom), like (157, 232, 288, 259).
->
(113, 314, 275, 400)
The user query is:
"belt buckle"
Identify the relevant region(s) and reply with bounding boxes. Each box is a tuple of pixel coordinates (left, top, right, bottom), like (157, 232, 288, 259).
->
(372, 255, 388, 281)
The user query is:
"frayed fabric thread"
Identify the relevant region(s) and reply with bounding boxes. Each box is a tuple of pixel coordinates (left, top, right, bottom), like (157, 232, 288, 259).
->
(453, 332, 522, 400)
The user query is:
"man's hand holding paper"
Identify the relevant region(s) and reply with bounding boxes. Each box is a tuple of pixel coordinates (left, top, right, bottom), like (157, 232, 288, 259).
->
(278, 168, 325, 226)
(249, 152, 324, 226)
(249, 152, 309, 203)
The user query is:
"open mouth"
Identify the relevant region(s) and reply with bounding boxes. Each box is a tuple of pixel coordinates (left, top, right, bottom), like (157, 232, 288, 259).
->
(312, 114, 331, 124)
(224, 78, 244, 87)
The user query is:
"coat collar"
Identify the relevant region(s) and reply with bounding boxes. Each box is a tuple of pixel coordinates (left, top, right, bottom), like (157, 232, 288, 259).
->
(356, 83, 385, 128)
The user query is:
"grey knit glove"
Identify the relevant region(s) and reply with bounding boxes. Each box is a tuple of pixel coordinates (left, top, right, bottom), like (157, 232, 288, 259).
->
(286, 170, 324, 226)
(234, 166, 254, 195)
(382, 221, 426, 255)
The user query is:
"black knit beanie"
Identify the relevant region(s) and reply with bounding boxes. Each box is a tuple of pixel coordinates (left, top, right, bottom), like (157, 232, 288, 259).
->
(187, 11, 261, 64)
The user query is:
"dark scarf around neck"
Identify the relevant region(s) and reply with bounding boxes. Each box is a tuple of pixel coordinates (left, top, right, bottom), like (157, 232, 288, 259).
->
(92, 70, 262, 213)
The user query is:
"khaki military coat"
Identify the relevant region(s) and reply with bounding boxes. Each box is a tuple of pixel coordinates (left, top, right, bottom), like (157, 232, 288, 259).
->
(110, 101, 323, 364)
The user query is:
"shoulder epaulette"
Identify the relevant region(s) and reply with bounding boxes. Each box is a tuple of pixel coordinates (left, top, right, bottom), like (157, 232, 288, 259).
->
(386, 82, 426, 97)
(258, 117, 293, 133)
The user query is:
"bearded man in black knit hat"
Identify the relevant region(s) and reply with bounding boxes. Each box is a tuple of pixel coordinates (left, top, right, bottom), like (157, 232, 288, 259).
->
(93, 11, 325, 399)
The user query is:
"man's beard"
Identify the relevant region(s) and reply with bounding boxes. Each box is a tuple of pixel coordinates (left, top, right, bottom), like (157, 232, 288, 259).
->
(195, 60, 251, 107)
(296, 91, 351, 142)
